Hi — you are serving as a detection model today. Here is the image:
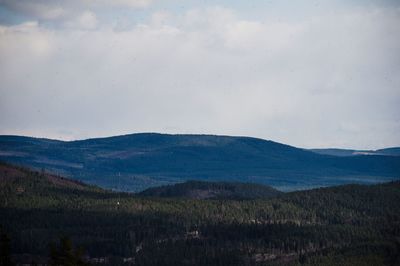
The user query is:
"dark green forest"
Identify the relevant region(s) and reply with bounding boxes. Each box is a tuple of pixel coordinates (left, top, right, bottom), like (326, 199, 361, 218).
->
(1, 162, 399, 265)
(138, 180, 283, 199)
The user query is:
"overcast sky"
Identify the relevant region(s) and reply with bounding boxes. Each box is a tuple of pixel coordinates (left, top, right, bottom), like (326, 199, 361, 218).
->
(0, 0, 399, 149)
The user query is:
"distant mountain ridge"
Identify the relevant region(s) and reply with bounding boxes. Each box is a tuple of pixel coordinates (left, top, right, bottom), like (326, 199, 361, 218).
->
(139, 180, 283, 200)
(310, 147, 400, 157)
(0, 133, 399, 192)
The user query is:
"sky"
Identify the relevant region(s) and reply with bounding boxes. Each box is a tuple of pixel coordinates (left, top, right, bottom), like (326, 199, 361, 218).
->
(0, 0, 399, 149)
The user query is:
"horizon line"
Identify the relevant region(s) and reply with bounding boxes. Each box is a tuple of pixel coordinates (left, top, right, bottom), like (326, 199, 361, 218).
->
(0, 132, 398, 151)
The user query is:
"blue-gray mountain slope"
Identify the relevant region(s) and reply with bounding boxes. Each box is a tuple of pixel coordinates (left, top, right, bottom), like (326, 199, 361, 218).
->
(310, 147, 400, 157)
(0, 133, 399, 192)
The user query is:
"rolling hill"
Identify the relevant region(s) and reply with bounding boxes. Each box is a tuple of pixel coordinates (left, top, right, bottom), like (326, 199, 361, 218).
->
(0, 161, 96, 193)
(0, 133, 399, 192)
(139, 180, 283, 199)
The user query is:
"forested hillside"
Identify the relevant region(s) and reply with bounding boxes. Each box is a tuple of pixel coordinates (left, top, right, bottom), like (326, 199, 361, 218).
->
(139, 180, 283, 199)
(1, 163, 399, 265)
(1, 133, 399, 192)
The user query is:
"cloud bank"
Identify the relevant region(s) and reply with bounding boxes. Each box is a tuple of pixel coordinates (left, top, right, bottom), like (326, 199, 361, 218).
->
(0, 1, 399, 149)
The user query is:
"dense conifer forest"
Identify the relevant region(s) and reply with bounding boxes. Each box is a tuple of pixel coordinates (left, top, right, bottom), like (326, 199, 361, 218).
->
(1, 162, 399, 265)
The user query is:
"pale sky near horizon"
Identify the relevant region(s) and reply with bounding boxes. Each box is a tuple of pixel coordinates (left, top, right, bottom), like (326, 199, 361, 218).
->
(0, 0, 399, 149)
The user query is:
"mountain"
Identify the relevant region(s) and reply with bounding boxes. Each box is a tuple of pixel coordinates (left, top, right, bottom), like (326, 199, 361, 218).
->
(139, 180, 283, 199)
(0, 162, 103, 207)
(310, 147, 400, 157)
(0, 133, 399, 192)
(376, 147, 400, 156)
(1, 163, 400, 265)
(0, 161, 97, 193)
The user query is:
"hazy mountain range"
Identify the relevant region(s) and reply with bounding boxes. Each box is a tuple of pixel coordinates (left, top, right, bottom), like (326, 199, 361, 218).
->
(310, 147, 400, 157)
(0, 133, 399, 192)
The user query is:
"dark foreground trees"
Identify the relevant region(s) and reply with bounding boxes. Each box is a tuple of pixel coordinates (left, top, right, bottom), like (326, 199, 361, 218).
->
(1, 163, 399, 265)
(49, 237, 88, 266)
(0, 228, 14, 266)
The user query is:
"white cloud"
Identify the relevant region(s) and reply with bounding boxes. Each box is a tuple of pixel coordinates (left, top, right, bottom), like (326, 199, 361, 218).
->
(64, 11, 98, 30)
(0, 6, 399, 149)
(84, 0, 152, 8)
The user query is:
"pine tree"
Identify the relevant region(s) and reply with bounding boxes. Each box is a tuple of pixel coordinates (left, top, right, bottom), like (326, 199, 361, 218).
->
(49, 237, 88, 266)
(0, 230, 14, 266)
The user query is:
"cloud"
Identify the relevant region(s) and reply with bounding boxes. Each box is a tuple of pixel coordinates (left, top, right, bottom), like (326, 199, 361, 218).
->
(84, 0, 152, 8)
(0, 0, 152, 26)
(0, 0, 152, 13)
(0, 5, 399, 149)
(64, 11, 98, 30)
